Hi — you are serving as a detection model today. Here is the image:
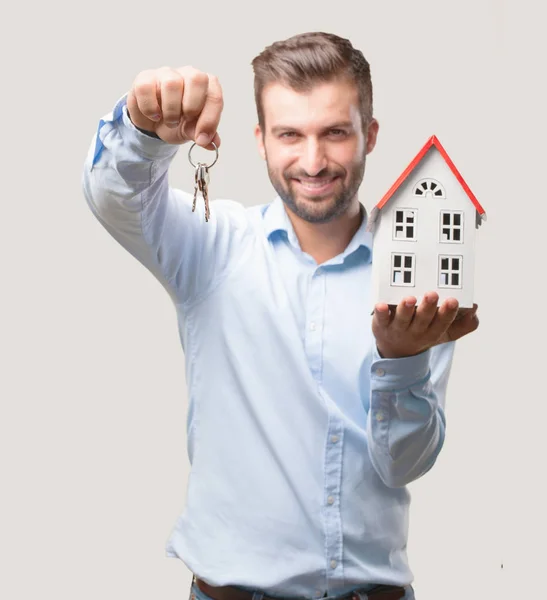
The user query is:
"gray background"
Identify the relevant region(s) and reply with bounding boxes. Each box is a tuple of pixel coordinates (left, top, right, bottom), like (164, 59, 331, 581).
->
(1, 0, 545, 598)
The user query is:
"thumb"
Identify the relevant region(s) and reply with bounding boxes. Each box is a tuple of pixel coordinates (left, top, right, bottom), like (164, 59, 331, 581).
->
(183, 122, 221, 151)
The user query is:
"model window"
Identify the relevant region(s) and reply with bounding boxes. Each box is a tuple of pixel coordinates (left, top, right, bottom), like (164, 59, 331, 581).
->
(391, 253, 415, 286)
(393, 209, 417, 240)
(413, 178, 446, 198)
(440, 211, 464, 243)
(439, 255, 463, 288)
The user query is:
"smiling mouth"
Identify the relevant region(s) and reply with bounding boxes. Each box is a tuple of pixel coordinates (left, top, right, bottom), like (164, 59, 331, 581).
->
(293, 176, 340, 194)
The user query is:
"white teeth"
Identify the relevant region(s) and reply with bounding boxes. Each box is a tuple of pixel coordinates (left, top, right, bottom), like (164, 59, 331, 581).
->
(299, 178, 335, 188)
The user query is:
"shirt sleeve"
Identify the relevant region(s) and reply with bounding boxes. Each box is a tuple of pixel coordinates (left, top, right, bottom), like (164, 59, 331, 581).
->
(81, 93, 252, 307)
(366, 340, 455, 488)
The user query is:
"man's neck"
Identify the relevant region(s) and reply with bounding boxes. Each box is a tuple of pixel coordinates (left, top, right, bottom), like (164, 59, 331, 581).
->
(285, 201, 364, 265)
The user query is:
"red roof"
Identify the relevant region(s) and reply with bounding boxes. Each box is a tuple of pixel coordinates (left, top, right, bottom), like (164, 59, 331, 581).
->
(375, 135, 486, 216)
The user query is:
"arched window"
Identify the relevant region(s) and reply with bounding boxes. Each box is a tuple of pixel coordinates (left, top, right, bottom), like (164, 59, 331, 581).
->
(413, 178, 446, 198)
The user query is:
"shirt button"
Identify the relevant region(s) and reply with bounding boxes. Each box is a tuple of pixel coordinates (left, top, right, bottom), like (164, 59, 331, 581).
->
(330, 559, 337, 569)
(310, 322, 317, 331)
(327, 495, 334, 505)
(376, 368, 385, 377)
(376, 411, 385, 422)
(331, 435, 339, 443)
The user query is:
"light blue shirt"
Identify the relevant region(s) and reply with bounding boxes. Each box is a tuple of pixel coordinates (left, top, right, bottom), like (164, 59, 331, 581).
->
(82, 94, 455, 599)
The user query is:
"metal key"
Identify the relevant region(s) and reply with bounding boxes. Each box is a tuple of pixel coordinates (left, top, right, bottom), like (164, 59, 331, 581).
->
(192, 163, 210, 222)
(188, 141, 219, 223)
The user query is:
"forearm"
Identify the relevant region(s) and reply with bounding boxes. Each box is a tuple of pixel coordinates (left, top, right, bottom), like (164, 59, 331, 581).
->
(367, 341, 454, 488)
(81, 93, 250, 306)
(81, 93, 187, 302)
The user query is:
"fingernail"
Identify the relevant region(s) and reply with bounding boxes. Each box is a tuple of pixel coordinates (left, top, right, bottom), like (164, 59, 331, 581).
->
(151, 114, 161, 121)
(196, 133, 210, 146)
(405, 300, 415, 307)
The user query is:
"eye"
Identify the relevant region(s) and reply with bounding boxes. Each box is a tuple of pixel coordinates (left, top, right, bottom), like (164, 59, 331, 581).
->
(329, 129, 347, 137)
(280, 131, 297, 138)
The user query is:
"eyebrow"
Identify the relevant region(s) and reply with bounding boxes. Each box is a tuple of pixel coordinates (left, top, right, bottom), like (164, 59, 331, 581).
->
(271, 122, 355, 135)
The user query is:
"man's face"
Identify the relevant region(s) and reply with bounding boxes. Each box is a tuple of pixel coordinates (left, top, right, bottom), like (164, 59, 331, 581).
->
(255, 78, 378, 224)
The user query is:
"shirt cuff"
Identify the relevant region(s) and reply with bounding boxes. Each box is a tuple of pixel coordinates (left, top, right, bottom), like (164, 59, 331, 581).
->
(92, 93, 179, 168)
(370, 345, 431, 391)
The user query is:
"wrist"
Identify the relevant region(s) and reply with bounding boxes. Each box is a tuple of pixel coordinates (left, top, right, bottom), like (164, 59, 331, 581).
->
(376, 343, 429, 360)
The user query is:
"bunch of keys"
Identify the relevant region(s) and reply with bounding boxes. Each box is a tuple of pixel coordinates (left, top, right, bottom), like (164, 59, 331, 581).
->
(188, 140, 219, 223)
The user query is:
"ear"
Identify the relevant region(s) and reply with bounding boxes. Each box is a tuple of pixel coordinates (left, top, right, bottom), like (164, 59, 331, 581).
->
(254, 123, 266, 160)
(366, 118, 380, 155)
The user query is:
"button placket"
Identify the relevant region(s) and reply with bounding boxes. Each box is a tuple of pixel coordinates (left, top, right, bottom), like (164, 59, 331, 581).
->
(323, 419, 344, 585)
(304, 269, 326, 381)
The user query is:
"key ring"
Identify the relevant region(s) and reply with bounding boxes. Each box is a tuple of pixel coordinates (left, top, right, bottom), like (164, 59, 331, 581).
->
(188, 140, 219, 169)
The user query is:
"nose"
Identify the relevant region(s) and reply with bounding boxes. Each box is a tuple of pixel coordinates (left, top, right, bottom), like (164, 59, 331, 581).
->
(299, 138, 328, 177)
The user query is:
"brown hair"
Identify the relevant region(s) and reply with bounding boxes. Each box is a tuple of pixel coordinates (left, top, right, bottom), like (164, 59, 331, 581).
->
(251, 32, 373, 132)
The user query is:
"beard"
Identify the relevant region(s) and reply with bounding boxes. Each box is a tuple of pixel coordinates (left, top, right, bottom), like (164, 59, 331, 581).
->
(266, 156, 366, 224)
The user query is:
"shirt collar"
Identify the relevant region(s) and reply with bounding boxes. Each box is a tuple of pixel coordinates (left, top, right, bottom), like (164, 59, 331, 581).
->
(262, 196, 373, 264)
(262, 195, 293, 240)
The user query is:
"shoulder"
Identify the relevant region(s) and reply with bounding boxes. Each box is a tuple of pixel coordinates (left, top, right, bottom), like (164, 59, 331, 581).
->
(209, 197, 271, 229)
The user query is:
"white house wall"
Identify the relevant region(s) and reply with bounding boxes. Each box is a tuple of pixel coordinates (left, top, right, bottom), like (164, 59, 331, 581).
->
(372, 146, 477, 308)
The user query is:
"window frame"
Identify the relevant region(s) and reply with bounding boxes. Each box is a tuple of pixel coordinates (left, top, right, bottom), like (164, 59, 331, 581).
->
(439, 210, 464, 244)
(391, 253, 416, 287)
(413, 178, 446, 199)
(438, 254, 463, 289)
(392, 208, 418, 241)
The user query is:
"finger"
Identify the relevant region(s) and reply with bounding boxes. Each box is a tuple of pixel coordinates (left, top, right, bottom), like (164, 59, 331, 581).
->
(158, 68, 184, 127)
(130, 70, 162, 124)
(201, 130, 222, 151)
(180, 121, 222, 151)
(127, 89, 143, 124)
(390, 296, 417, 333)
(194, 74, 224, 147)
(453, 308, 468, 321)
(445, 303, 479, 341)
(210, 131, 222, 150)
(429, 297, 459, 338)
(411, 292, 439, 332)
(372, 303, 391, 329)
(178, 67, 210, 122)
(461, 303, 479, 327)
(453, 303, 476, 322)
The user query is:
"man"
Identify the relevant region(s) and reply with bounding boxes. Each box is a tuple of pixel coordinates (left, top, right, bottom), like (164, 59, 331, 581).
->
(82, 31, 479, 600)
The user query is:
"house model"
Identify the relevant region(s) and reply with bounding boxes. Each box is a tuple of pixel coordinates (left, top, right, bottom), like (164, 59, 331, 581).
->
(366, 135, 486, 309)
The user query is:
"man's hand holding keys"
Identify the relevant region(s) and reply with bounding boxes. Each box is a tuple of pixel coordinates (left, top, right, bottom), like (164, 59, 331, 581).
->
(126, 66, 223, 150)
(372, 293, 479, 359)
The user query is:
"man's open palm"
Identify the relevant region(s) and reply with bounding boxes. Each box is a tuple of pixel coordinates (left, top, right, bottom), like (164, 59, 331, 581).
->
(372, 292, 479, 359)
